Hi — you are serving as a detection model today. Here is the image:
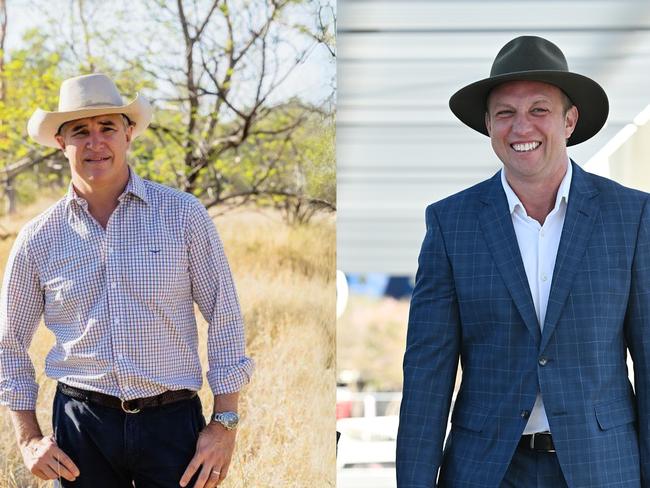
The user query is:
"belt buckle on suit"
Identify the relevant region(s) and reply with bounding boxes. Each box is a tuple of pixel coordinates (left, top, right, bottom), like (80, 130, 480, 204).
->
(527, 432, 555, 453)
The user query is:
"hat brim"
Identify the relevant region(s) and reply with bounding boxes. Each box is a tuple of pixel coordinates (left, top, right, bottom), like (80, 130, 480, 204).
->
(27, 94, 153, 148)
(449, 70, 609, 146)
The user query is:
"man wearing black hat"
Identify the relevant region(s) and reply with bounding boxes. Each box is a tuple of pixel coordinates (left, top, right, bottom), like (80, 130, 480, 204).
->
(397, 36, 650, 487)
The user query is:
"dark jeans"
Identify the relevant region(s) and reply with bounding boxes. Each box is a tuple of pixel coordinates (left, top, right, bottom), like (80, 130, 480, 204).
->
(52, 389, 206, 487)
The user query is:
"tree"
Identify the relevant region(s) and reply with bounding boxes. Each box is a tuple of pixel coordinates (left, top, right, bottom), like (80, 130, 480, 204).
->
(1, 0, 336, 222)
(138, 0, 335, 214)
(223, 101, 335, 224)
(1, 0, 7, 101)
(0, 30, 64, 213)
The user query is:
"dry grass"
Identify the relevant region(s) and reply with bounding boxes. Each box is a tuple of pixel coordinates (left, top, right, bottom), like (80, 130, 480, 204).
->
(0, 199, 335, 487)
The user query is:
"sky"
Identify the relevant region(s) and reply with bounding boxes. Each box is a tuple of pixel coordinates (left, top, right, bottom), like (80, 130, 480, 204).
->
(3, 0, 335, 107)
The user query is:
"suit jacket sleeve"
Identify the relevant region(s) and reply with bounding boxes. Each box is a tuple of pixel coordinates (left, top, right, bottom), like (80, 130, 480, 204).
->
(397, 204, 461, 487)
(624, 195, 650, 484)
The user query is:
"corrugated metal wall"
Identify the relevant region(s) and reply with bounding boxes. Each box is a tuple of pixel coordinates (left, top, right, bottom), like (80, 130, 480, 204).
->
(338, 0, 650, 274)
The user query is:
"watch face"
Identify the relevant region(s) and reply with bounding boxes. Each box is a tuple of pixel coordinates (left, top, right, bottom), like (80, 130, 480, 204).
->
(215, 411, 239, 429)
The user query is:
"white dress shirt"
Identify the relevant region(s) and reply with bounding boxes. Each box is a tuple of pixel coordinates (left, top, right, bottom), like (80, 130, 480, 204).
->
(500, 161, 572, 434)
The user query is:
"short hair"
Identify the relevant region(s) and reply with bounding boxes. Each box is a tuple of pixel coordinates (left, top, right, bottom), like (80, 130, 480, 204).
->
(559, 90, 574, 115)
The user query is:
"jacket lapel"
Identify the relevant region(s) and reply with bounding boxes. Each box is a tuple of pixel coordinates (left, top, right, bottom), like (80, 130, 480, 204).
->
(540, 162, 599, 351)
(479, 172, 541, 345)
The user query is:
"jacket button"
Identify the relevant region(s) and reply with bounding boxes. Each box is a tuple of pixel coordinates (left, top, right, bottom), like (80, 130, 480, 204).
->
(538, 357, 548, 366)
(521, 410, 530, 419)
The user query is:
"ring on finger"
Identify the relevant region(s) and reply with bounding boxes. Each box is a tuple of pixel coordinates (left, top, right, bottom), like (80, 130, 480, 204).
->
(211, 469, 221, 476)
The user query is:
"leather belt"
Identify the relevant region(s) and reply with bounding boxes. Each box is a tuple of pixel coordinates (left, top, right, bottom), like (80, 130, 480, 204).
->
(57, 382, 197, 414)
(519, 432, 555, 452)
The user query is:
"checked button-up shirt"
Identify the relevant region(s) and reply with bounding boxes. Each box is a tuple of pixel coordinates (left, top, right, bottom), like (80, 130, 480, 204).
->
(0, 169, 254, 410)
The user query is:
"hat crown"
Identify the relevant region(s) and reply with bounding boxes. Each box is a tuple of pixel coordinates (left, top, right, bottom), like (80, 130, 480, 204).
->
(58, 73, 124, 111)
(490, 36, 569, 77)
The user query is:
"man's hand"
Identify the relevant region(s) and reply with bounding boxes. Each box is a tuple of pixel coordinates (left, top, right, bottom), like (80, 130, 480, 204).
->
(10, 409, 79, 482)
(19, 435, 80, 482)
(180, 422, 237, 488)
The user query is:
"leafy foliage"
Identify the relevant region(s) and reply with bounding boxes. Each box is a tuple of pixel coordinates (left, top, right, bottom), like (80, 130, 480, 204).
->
(0, 0, 335, 223)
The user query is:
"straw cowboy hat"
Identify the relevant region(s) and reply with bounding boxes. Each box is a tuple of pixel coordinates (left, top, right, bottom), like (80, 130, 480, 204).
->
(27, 73, 153, 148)
(449, 35, 609, 146)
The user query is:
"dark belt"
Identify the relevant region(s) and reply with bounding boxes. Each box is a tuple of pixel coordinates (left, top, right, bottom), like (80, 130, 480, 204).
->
(57, 382, 197, 414)
(519, 432, 555, 452)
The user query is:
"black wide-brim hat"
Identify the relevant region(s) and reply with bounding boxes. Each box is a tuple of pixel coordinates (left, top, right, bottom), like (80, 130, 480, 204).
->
(449, 36, 609, 146)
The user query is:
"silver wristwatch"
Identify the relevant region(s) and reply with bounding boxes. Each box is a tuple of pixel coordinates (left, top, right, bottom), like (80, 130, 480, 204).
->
(210, 411, 240, 430)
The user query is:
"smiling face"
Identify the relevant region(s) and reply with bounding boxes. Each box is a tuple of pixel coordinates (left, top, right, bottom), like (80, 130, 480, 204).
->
(485, 80, 578, 187)
(55, 113, 133, 192)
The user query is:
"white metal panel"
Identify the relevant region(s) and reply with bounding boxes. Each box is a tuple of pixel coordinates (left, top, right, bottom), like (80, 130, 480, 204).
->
(340, 1, 650, 31)
(337, 0, 650, 275)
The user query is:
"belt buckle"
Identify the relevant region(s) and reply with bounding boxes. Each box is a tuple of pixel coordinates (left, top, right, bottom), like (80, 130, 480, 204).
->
(120, 398, 141, 414)
(547, 439, 556, 453)
(530, 432, 555, 453)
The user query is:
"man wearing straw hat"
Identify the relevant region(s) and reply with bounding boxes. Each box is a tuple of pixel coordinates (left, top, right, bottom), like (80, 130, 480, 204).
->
(0, 73, 253, 488)
(397, 36, 650, 487)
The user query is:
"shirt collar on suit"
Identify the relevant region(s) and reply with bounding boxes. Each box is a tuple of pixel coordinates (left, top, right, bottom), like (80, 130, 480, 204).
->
(500, 158, 572, 216)
(64, 166, 149, 210)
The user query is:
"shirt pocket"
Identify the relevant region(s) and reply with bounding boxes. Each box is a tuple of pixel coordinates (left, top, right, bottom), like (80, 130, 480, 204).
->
(571, 250, 630, 303)
(124, 235, 189, 304)
(42, 247, 102, 326)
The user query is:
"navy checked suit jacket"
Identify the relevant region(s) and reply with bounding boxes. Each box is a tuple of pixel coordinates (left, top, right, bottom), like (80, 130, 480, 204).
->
(396, 162, 650, 487)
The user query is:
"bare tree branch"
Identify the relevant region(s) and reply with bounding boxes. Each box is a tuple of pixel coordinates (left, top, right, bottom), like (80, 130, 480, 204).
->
(0, 149, 59, 179)
(148, 123, 185, 148)
(77, 0, 95, 71)
(205, 189, 336, 214)
(195, 0, 220, 40)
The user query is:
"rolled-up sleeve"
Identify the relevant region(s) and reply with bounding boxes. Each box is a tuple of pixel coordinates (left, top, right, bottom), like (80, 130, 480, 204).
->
(0, 226, 44, 410)
(186, 201, 254, 394)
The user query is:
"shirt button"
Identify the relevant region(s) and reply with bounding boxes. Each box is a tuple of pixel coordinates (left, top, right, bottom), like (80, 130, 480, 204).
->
(541, 274, 548, 282)
(117, 353, 124, 360)
(114, 319, 120, 326)
(539, 357, 548, 366)
(521, 410, 530, 419)
(540, 230, 545, 237)
(111, 281, 118, 289)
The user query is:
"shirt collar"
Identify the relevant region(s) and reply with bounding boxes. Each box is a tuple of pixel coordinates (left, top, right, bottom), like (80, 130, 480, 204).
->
(64, 166, 149, 209)
(501, 159, 572, 216)
(121, 168, 149, 204)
